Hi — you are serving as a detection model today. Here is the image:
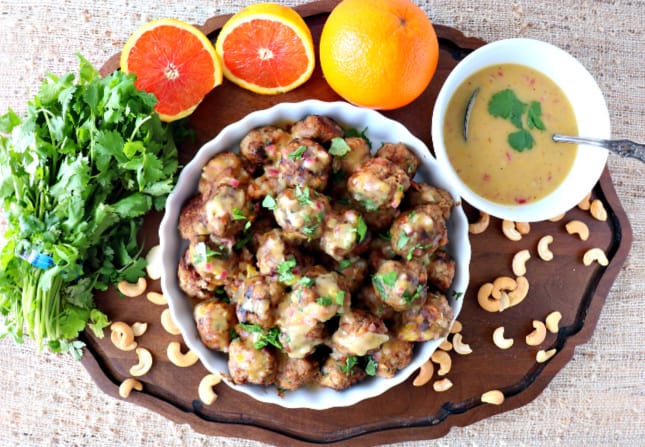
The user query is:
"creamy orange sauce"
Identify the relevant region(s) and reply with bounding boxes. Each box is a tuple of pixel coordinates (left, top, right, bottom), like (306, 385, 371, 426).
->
(443, 63, 578, 205)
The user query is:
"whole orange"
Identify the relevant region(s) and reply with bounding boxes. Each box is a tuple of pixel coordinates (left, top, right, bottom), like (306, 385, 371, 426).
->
(319, 0, 439, 110)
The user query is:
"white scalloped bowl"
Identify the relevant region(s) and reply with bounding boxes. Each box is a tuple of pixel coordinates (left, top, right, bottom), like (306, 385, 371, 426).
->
(431, 38, 610, 222)
(159, 100, 470, 410)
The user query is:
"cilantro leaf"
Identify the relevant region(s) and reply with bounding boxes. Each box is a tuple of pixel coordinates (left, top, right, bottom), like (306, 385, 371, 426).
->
(288, 145, 307, 159)
(262, 195, 277, 210)
(527, 101, 546, 130)
(339, 355, 358, 374)
(508, 129, 535, 152)
(488, 89, 527, 129)
(329, 137, 352, 157)
(365, 357, 378, 376)
(277, 259, 297, 283)
(356, 216, 367, 243)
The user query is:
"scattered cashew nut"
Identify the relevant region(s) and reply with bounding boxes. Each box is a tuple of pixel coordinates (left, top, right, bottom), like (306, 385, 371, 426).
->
(431, 350, 452, 376)
(478, 283, 502, 312)
(578, 192, 592, 210)
(119, 378, 143, 398)
(545, 311, 562, 333)
(507, 276, 530, 307)
(131, 322, 148, 337)
(452, 333, 472, 355)
(515, 222, 531, 235)
(536, 348, 557, 363)
(161, 308, 182, 335)
(583, 248, 609, 266)
(432, 378, 453, 392)
(110, 321, 137, 351)
(198, 374, 222, 405)
(492, 326, 514, 350)
(469, 211, 490, 235)
(590, 199, 607, 221)
(167, 341, 199, 367)
(525, 320, 547, 346)
(412, 360, 434, 387)
(548, 212, 566, 222)
(512, 249, 531, 276)
(439, 339, 453, 352)
(492, 276, 517, 299)
(117, 277, 147, 297)
(481, 389, 505, 405)
(449, 320, 463, 334)
(502, 220, 522, 241)
(146, 291, 168, 306)
(145, 244, 163, 280)
(565, 220, 590, 241)
(537, 235, 554, 261)
(129, 347, 153, 377)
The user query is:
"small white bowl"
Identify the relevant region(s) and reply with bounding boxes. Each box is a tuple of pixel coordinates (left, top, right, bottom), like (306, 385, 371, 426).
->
(159, 100, 470, 410)
(431, 38, 610, 222)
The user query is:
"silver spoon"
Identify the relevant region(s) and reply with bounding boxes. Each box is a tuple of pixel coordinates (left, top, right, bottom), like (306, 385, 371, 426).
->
(552, 135, 645, 163)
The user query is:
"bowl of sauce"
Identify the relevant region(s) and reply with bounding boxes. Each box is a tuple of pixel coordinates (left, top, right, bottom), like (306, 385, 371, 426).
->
(431, 38, 610, 222)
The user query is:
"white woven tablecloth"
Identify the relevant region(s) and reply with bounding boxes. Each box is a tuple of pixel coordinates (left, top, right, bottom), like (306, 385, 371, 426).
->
(0, 1, 643, 446)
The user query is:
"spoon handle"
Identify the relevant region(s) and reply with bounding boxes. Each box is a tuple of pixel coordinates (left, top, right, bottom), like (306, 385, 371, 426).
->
(553, 134, 645, 163)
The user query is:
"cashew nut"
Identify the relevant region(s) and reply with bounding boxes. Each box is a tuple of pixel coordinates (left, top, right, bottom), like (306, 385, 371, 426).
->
(432, 378, 453, 392)
(117, 277, 147, 297)
(452, 333, 472, 355)
(515, 221, 531, 235)
(578, 191, 592, 210)
(478, 283, 502, 312)
(431, 350, 452, 376)
(507, 276, 529, 307)
(481, 389, 505, 405)
(565, 220, 590, 241)
(145, 244, 163, 280)
(502, 220, 522, 241)
(129, 347, 153, 377)
(583, 248, 609, 266)
(525, 320, 547, 346)
(537, 235, 554, 261)
(492, 276, 517, 299)
(439, 339, 453, 352)
(119, 378, 143, 398)
(167, 341, 199, 367)
(590, 199, 607, 221)
(449, 320, 463, 334)
(146, 291, 167, 306)
(548, 212, 566, 222)
(131, 322, 148, 337)
(511, 249, 531, 277)
(412, 360, 434, 387)
(110, 322, 137, 351)
(469, 211, 490, 234)
(198, 374, 222, 405)
(536, 348, 557, 363)
(492, 326, 514, 350)
(545, 311, 562, 333)
(161, 308, 182, 335)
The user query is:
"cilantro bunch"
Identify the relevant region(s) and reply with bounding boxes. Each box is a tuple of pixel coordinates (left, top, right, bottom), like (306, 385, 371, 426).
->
(0, 55, 180, 358)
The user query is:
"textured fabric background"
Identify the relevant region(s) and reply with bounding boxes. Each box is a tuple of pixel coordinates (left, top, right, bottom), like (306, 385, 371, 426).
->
(0, 1, 643, 446)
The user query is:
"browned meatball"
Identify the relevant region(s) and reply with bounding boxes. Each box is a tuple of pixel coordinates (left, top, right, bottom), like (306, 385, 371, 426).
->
(319, 209, 368, 261)
(389, 204, 448, 260)
(204, 183, 254, 238)
(318, 352, 367, 391)
(234, 275, 285, 328)
(275, 301, 327, 358)
(185, 240, 238, 288)
(279, 138, 331, 192)
(334, 256, 368, 292)
(367, 235, 398, 272)
(396, 291, 453, 342)
(424, 249, 456, 292)
(246, 167, 283, 201)
(331, 309, 389, 356)
(371, 259, 428, 312)
(288, 266, 349, 323)
(227, 338, 277, 385)
(289, 114, 344, 143)
(347, 157, 410, 212)
(369, 336, 414, 378)
(199, 151, 251, 197)
(407, 181, 454, 220)
(273, 186, 330, 241)
(375, 142, 420, 179)
(361, 206, 400, 232)
(178, 195, 209, 242)
(177, 254, 218, 299)
(331, 136, 371, 175)
(194, 299, 237, 351)
(354, 284, 396, 321)
(255, 229, 310, 278)
(239, 126, 290, 167)
(275, 353, 319, 391)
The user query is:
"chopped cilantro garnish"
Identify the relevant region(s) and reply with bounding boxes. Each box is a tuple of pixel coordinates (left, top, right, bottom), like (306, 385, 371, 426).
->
(238, 323, 283, 350)
(365, 357, 378, 376)
(262, 194, 277, 210)
(295, 185, 313, 206)
(338, 259, 352, 271)
(339, 355, 358, 374)
(192, 242, 222, 264)
(329, 137, 352, 157)
(317, 296, 333, 306)
(527, 101, 546, 130)
(288, 145, 307, 159)
(356, 215, 367, 242)
(378, 231, 392, 242)
(344, 126, 371, 148)
(231, 208, 247, 221)
(397, 232, 410, 251)
(488, 88, 546, 152)
(299, 276, 315, 287)
(277, 258, 297, 283)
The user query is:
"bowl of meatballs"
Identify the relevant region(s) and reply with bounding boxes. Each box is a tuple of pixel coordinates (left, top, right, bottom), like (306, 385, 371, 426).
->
(159, 100, 471, 410)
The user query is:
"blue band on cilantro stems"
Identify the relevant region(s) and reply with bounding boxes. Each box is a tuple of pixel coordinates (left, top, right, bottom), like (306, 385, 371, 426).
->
(18, 250, 55, 270)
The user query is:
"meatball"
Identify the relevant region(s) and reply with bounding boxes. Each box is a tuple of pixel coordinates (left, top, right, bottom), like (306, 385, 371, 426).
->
(319, 209, 368, 261)
(275, 353, 319, 391)
(289, 114, 344, 143)
(204, 183, 254, 238)
(375, 142, 420, 179)
(318, 351, 367, 391)
(347, 157, 410, 212)
(227, 338, 277, 385)
(369, 336, 414, 378)
(288, 266, 349, 323)
(372, 259, 428, 312)
(334, 256, 368, 292)
(234, 275, 285, 328)
(396, 291, 453, 342)
(246, 167, 283, 201)
(331, 309, 389, 356)
(367, 235, 398, 271)
(178, 195, 209, 242)
(273, 186, 330, 241)
(194, 299, 237, 351)
(331, 136, 371, 176)
(177, 254, 218, 299)
(279, 138, 331, 191)
(354, 284, 396, 321)
(199, 151, 251, 197)
(239, 126, 290, 167)
(361, 206, 400, 232)
(407, 181, 454, 220)
(255, 229, 310, 278)
(275, 301, 327, 359)
(185, 240, 237, 288)
(424, 249, 456, 292)
(389, 204, 448, 260)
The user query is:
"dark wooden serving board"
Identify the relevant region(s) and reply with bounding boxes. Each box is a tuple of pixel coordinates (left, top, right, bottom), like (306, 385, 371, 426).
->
(83, 1, 633, 445)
